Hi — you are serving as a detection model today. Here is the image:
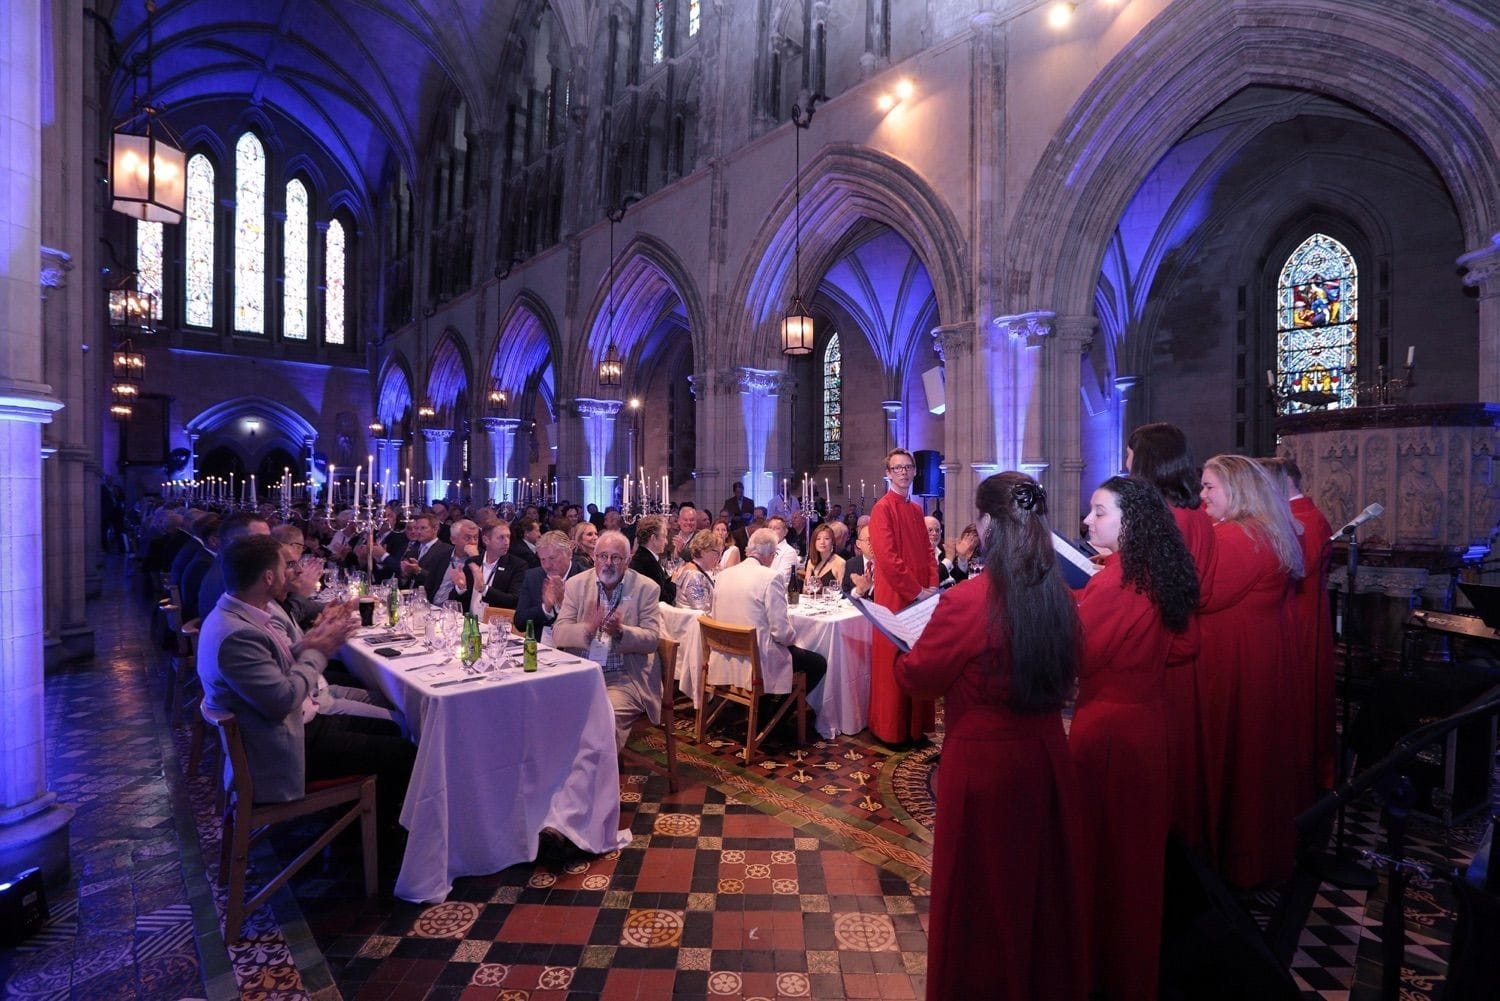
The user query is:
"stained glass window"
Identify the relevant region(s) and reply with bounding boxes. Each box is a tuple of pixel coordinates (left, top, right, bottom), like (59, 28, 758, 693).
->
(283, 179, 309, 340)
(185, 154, 215, 327)
(822, 333, 842, 462)
(234, 133, 266, 333)
(1276, 233, 1358, 412)
(689, 0, 700, 36)
(325, 218, 346, 345)
(652, 0, 665, 63)
(135, 220, 164, 319)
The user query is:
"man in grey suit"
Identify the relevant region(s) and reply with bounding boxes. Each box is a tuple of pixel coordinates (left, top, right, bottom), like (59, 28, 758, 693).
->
(552, 530, 662, 753)
(198, 535, 413, 830)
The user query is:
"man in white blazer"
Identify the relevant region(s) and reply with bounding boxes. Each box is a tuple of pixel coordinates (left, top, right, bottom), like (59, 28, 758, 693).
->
(552, 530, 662, 752)
(710, 529, 827, 704)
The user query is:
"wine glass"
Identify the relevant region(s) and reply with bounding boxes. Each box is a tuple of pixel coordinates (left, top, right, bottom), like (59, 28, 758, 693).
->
(804, 574, 822, 604)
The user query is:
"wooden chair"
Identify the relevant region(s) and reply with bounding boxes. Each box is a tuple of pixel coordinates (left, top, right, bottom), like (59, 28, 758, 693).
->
(482, 606, 517, 633)
(166, 582, 183, 609)
(179, 623, 224, 813)
(694, 616, 807, 766)
(200, 704, 378, 941)
(160, 603, 184, 714)
(656, 637, 681, 792)
(169, 617, 200, 724)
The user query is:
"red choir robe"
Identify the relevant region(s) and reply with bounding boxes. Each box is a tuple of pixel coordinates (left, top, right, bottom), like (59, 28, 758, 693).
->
(1166, 504, 1216, 850)
(896, 578, 1088, 1001)
(869, 488, 938, 744)
(1073, 554, 1173, 1001)
(1197, 520, 1296, 886)
(1290, 495, 1336, 791)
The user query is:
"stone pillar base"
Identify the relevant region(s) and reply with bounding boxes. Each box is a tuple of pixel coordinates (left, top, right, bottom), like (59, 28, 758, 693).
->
(43, 625, 95, 669)
(0, 795, 75, 889)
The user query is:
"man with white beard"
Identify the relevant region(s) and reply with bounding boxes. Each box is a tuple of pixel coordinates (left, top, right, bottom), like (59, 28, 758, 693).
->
(552, 531, 662, 752)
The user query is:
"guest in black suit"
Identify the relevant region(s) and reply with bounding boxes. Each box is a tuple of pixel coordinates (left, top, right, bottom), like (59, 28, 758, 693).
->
(398, 513, 454, 603)
(454, 521, 530, 612)
(629, 514, 676, 605)
(355, 504, 408, 583)
(509, 517, 542, 569)
(178, 515, 220, 621)
(842, 524, 875, 598)
(723, 481, 755, 529)
(170, 512, 214, 592)
(514, 531, 575, 635)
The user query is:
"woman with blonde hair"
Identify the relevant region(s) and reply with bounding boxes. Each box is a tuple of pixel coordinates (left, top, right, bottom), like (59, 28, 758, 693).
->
(1198, 453, 1304, 886)
(672, 530, 722, 611)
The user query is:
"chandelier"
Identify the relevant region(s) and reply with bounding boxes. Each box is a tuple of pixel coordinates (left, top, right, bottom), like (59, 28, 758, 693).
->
(110, 2, 186, 224)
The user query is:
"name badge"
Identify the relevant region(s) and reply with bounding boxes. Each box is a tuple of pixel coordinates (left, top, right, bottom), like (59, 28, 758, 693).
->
(587, 636, 615, 669)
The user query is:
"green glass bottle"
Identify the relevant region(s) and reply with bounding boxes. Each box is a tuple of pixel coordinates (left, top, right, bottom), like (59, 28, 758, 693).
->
(386, 584, 400, 627)
(461, 613, 482, 666)
(523, 619, 538, 673)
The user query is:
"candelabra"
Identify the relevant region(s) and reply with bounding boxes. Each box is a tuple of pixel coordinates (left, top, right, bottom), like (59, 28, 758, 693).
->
(1353, 362, 1417, 406)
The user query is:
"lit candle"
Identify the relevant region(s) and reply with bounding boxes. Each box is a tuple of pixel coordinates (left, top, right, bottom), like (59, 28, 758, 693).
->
(229, 472, 235, 502)
(824, 478, 830, 509)
(661, 474, 669, 503)
(353, 465, 363, 513)
(552, 477, 559, 503)
(1407, 345, 1415, 367)
(404, 467, 411, 510)
(367, 455, 375, 506)
(623, 475, 631, 508)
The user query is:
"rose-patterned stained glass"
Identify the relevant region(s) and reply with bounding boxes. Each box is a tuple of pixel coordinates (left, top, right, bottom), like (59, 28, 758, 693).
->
(689, 0, 700, 36)
(283, 179, 309, 339)
(185, 154, 215, 327)
(325, 218, 346, 345)
(135, 220, 164, 319)
(234, 133, 266, 333)
(1276, 233, 1357, 413)
(822, 332, 842, 462)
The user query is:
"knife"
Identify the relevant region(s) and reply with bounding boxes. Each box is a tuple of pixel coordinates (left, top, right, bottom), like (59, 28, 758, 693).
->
(431, 675, 488, 689)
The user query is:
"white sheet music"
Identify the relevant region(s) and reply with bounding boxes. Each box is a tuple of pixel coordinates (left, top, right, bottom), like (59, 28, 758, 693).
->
(849, 591, 943, 652)
(1052, 532, 1103, 579)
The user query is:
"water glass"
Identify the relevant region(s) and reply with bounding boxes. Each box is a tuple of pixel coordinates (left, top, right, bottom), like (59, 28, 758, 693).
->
(804, 576, 823, 601)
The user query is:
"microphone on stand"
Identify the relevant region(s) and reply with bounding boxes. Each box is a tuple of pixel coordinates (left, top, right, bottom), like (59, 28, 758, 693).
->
(1330, 502, 1384, 542)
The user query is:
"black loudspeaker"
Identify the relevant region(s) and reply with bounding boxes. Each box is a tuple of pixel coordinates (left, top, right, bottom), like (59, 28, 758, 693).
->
(0, 868, 48, 946)
(913, 450, 943, 498)
(1158, 838, 1301, 1001)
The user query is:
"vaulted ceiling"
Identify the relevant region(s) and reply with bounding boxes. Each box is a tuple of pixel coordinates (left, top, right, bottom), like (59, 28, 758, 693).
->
(103, 0, 584, 204)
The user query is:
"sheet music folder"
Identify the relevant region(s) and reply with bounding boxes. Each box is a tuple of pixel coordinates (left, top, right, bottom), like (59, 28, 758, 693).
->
(849, 591, 942, 653)
(1052, 533, 1103, 589)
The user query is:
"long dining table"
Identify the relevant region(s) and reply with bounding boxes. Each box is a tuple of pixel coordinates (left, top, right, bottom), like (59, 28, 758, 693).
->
(657, 597, 874, 739)
(341, 631, 630, 903)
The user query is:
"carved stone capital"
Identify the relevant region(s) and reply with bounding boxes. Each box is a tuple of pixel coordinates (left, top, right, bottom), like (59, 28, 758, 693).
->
(881, 400, 902, 420)
(1458, 236, 1500, 296)
(574, 397, 623, 419)
(1054, 315, 1097, 353)
(737, 366, 788, 396)
(39, 245, 73, 298)
(992, 309, 1056, 341)
(931, 322, 975, 362)
(480, 417, 524, 436)
(422, 428, 455, 443)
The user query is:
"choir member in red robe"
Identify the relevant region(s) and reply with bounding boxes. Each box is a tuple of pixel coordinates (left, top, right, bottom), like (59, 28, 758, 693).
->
(1264, 456, 1337, 792)
(869, 447, 939, 745)
(1075, 475, 1200, 1001)
(896, 472, 1087, 1001)
(1127, 422, 1217, 850)
(1198, 454, 1305, 886)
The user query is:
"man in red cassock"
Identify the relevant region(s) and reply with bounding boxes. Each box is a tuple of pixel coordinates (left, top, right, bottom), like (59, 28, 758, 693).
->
(868, 447, 938, 746)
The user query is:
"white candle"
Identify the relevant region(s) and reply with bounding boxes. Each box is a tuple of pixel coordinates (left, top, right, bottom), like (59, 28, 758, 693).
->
(1266, 369, 1275, 388)
(661, 474, 669, 502)
(783, 478, 788, 500)
(354, 466, 363, 512)
(824, 478, 830, 508)
(623, 476, 631, 507)
(1407, 345, 1415, 366)
(250, 475, 257, 507)
(404, 468, 411, 509)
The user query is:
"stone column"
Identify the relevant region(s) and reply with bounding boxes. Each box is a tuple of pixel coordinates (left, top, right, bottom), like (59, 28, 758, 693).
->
(422, 428, 454, 504)
(481, 417, 523, 504)
(1459, 237, 1500, 402)
(881, 400, 902, 451)
(185, 431, 200, 489)
(932, 322, 986, 518)
(0, 0, 72, 884)
(1114, 374, 1140, 475)
(574, 398, 621, 512)
(992, 309, 1055, 475)
(1046, 315, 1096, 533)
(738, 367, 787, 514)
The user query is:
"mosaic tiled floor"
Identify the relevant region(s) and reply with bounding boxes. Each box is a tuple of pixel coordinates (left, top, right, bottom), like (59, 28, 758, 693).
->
(2, 556, 1492, 1001)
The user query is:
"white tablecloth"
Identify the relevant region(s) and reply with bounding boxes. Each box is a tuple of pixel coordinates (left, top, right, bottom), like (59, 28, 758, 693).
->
(789, 602, 872, 739)
(656, 599, 871, 740)
(342, 635, 630, 903)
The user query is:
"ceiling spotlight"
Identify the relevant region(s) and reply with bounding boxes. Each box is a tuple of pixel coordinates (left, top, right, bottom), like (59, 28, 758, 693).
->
(1048, 1, 1077, 29)
(894, 78, 914, 101)
(877, 93, 895, 112)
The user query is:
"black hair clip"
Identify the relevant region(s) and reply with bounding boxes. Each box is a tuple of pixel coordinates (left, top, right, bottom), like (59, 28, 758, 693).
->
(1012, 482, 1045, 512)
